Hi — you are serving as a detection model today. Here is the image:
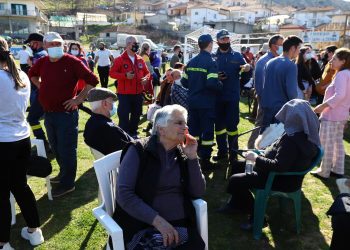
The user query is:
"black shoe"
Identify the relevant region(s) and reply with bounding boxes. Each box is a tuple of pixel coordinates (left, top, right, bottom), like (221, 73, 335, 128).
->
(310, 171, 328, 180)
(52, 185, 75, 198)
(142, 122, 153, 132)
(200, 159, 218, 171)
(216, 203, 239, 214)
(212, 153, 228, 162)
(330, 172, 345, 179)
(50, 174, 61, 184)
(240, 216, 268, 231)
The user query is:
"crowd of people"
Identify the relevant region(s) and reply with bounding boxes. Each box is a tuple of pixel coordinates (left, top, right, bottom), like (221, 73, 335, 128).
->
(1, 28, 350, 249)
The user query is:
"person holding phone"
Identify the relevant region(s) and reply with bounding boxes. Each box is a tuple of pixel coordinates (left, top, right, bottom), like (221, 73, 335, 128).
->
(113, 104, 206, 249)
(110, 36, 150, 138)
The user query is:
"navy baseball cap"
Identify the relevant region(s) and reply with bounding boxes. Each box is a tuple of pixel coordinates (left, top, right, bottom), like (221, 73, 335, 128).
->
(24, 33, 44, 43)
(198, 34, 213, 43)
(216, 29, 230, 40)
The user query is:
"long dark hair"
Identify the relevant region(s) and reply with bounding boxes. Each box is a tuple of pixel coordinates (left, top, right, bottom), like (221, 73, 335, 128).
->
(68, 42, 84, 56)
(0, 37, 25, 90)
(296, 47, 309, 66)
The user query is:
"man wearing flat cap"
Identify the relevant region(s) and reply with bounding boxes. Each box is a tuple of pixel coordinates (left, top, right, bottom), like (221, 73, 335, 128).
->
(84, 88, 133, 155)
(212, 29, 250, 165)
(181, 33, 222, 170)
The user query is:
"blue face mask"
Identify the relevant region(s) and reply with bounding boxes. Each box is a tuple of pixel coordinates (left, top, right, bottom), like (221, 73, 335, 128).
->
(48, 46, 64, 59)
(109, 102, 117, 117)
(277, 46, 283, 55)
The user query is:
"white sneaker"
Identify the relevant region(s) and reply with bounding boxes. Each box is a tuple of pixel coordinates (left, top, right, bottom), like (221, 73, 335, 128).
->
(0, 243, 14, 250)
(21, 227, 44, 246)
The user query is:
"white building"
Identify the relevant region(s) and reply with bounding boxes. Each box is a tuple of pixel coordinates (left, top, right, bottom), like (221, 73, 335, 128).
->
(189, 4, 228, 30)
(0, 0, 48, 38)
(292, 6, 341, 28)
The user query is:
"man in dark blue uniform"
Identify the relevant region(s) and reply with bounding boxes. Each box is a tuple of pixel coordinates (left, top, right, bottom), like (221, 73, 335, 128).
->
(212, 29, 250, 164)
(182, 34, 222, 169)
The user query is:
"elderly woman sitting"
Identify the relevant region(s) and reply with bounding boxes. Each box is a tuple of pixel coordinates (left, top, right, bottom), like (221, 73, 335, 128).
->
(113, 104, 206, 249)
(218, 99, 321, 229)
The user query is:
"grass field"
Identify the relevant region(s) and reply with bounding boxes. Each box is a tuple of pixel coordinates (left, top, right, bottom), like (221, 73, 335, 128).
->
(9, 80, 348, 250)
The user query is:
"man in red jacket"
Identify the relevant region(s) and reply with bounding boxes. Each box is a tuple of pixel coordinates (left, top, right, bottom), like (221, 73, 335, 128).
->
(110, 36, 150, 138)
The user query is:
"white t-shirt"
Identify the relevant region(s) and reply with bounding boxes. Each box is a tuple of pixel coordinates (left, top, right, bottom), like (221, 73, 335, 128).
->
(128, 55, 135, 64)
(96, 49, 113, 67)
(18, 49, 31, 64)
(0, 70, 31, 142)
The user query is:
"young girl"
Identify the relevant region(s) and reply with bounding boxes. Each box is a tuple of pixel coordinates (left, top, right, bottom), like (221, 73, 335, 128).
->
(0, 37, 44, 249)
(313, 48, 350, 178)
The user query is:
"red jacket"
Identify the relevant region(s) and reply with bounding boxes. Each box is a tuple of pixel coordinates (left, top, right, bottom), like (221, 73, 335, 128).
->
(109, 51, 150, 94)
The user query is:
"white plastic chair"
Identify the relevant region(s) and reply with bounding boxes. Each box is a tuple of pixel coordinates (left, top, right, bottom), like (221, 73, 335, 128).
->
(10, 139, 52, 226)
(92, 150, 209, 250)
(89, 146, 105, 204)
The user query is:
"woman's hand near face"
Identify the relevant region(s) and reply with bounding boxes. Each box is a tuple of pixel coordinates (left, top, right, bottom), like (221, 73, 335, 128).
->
(152, 215, 179, 247)
(182, 130, 198, 160)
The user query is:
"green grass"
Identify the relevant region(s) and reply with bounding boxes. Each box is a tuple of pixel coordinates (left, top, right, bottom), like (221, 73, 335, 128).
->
(9, 80, 347, 249)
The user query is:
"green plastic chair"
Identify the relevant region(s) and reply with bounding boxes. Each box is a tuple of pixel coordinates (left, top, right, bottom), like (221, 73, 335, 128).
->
(252, 146, 324, 240)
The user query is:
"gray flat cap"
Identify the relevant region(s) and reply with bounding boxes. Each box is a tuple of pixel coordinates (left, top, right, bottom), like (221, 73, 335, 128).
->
(87, 87, 117, 102)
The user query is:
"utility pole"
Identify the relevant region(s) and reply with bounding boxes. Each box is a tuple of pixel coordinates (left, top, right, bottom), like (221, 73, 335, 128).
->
(343, 14, 349, 47)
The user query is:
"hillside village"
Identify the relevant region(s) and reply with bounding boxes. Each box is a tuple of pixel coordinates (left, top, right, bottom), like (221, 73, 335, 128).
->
(1, 0, 350, 49)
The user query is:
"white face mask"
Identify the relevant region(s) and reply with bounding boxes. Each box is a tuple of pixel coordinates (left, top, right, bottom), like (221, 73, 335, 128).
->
(175, 79, 181, 85)
(277, 46, 283, 55)
(48, 46, 64, 59)
(305, 53, 312, 61)
(70, 49, 79, 56)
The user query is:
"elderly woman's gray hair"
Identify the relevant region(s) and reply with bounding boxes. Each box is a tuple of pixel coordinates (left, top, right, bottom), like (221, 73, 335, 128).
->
(151, 104, 188, 135)
(126, 36, 137, 46)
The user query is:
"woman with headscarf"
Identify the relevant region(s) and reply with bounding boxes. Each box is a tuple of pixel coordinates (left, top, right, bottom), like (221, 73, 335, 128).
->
(113, 104, 206, 249)
(217, 99, 320, 229)
(0, 37, 44, 250)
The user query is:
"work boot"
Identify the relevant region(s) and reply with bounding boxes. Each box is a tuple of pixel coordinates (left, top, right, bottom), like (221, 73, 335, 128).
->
(212, 153, 228, 162)
(200, 159, 218, 171)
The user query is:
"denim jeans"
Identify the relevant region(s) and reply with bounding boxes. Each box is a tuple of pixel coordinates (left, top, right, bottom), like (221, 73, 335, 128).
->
(44, 111, 79, 188)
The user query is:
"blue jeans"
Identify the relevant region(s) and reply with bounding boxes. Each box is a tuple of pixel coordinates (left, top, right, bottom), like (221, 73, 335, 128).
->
(117, 94, 143, 136)
(44, 111, 79, 188)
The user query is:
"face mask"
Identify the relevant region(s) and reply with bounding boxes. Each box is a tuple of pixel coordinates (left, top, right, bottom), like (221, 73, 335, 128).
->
(277, 46, 283, 55)
(99, 47, 104, 50)
(48, 46, 64, 59)
(305, 53, 312, 61)
(109, 102, 117, 117)
(131, 43, 139, 52)
(218, 43, 230, 51)
(70, 49, 79, 56)
(175, 79, 181, 85)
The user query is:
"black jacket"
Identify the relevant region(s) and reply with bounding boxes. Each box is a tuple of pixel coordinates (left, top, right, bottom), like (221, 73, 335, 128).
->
(255, 132, 318, 192)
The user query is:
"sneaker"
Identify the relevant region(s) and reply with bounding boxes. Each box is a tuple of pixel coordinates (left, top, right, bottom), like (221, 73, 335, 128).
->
(310, 170, 328, 180)
(200, 159, 218, 171)
(50, 174, 61, 184)
(21, 227, 44, 246)
(212, 153, 228, 162)
(0, 243, 14, 250)
(52, 185, 75, 198)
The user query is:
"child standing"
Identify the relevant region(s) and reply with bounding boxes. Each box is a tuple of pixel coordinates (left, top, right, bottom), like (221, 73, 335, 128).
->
(313, 48, 350, 178)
